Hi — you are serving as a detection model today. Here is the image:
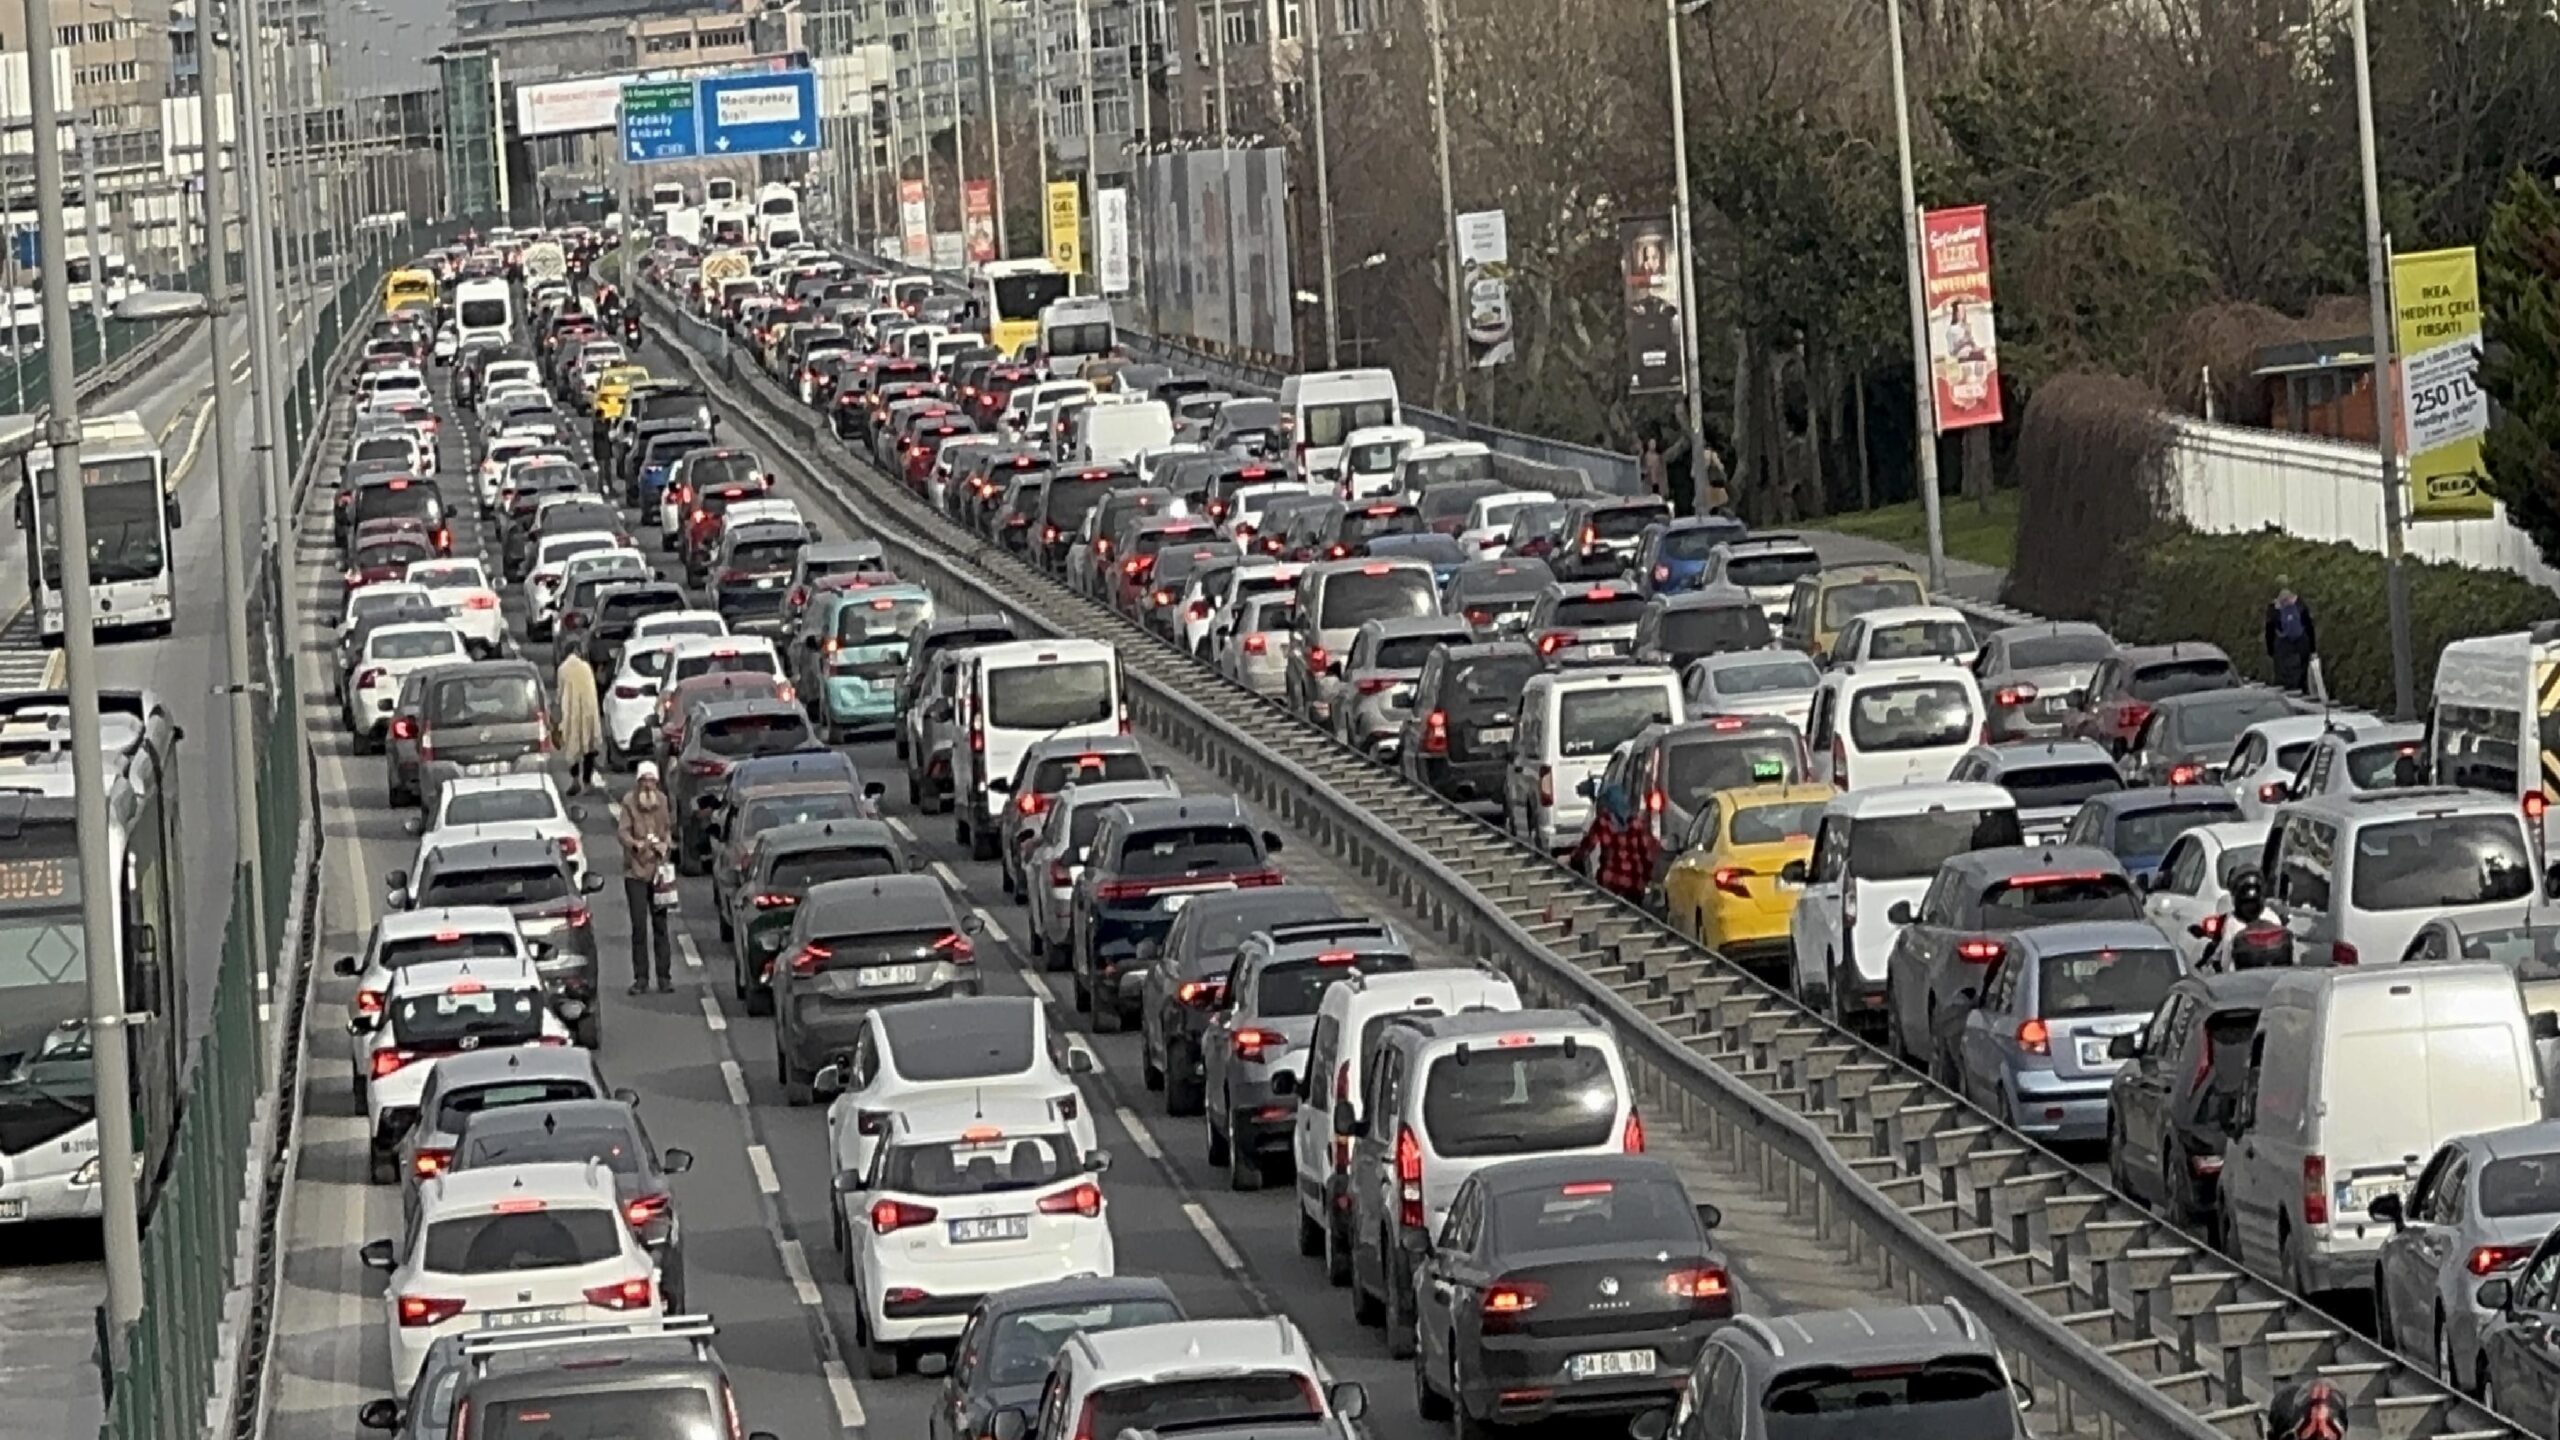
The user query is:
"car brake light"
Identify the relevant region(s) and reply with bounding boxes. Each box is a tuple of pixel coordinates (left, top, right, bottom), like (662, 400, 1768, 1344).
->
(1036, 1182, 1104, 1218)
(788, 942, 832, 976)
(2303, 1155, 2328, 1225)
(2259, 781, 2288, 803)
(2168, 764, 2204, 785)
(412, 1147, 452, 1178)
(584, 1277, 654, 1311)
(564, 904, 592, 928)
(870, 1198, 938, 1234)
(1995, 684, 2038, 706)
(624, 1193, 672, 1228)
(2016, 1018, 2051, 1054)
(1422, 709, 1449, 755)
(1479, 1279, 1546, 1333)
(397, 1295, 466, 1327)
(1622, 1109, 1645, 1154)
(354, 666, 386, 690)
(1712, 866, 1752, 898)
(356, 987, 384, 1015)
(1669, 1266, 1734, 1318)
(2333, 941, 2358, 965)
(688, 758, 727, 777)
(370, 1048, 415, 1079)
(1177, 979, 1223, 1006)
(2471, 1244, 2534, 1275)
(934, 931, 975, 964)
(1356, 677, 1396, 694)
(1232, 1026, 1283, 1061)
(389, 716, 417, 740)
(1538, 766, 1554, 806)
(1395, 1125, 1425, 1229)
(1955, 938, 2005, 963)
(464, 593, 497, 610)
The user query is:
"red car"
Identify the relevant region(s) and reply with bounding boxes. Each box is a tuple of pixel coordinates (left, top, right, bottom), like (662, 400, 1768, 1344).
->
(902, 419, 977, 489)
(344, 533, 437, 594)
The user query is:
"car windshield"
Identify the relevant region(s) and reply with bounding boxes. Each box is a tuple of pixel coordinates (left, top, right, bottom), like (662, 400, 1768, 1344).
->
(2344, 741, 2426, 790)
(433, 1079, 598, 1133)
(463, 1122, 646, 1176)
(1258, 953, 1412, 1017)
(1761, 1357, 2015, 1440)
(1032, 751, 1153, 793)
(1846, 809, 2024, 881)
(1116, 825, 1262, 879)
(2130, 658, 2235, 701)
(1660, 606, 1773, 658)
(768, 848, 901, 891)
(878, 1132, 1078, 1194)
(1846, 681, 1976, 752)
(2351, 815, 2537, 912)
(1707, 657, 1822, 698)
(1373, 634, 1451, 670)
(987, 661, 1114, 730)
(1820, 578, 1925, 628)
(379, 933, 518, 969)
(1490, 1175, 1699, 1249)
(389, 985, 545, 1047)
(1867, 619, 1974, 661)
(700, 713, 815, 756)
(420, 1207, 622, 1274)
(420, 864, 572, 907)
(1422, 1041, 1621, 1157)
(743, 793, 863, 832)
(1591, 504, 1668, 539)
(2008, 633, 2114, 669)
(1726, 551, 1820, 589)
(1318, 570, 1437, 628)
(2110, 802, 2239, 860)
(1730, 800, 1824, 846)
(2038, 946, 2180, 1018)
(444, 790, 560, 826)
(373, 629, 460, 662)
(1557, 687, 1676, 757)
(1088, 1375, 1321, 1434)
(1449, 656, 1539, 703)
(2001, 763, 2124, 811)
(1666, 738, 1802, 804)
(428, 673, 543, 727)
(982, 1299, 1187, 1387)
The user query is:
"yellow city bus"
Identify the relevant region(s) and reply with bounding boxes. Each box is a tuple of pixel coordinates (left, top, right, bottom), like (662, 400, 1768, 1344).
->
(976, 258, 1072, 359)
(384, 268, 438, 314)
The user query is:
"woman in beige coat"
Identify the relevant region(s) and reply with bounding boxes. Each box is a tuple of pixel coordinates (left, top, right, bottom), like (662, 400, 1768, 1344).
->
(554, 650, 602, 792)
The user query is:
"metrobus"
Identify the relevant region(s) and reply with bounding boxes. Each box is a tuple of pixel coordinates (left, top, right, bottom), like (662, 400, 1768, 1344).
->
(978, 258, 1073, 360)
(9, 410, 178, 639)
(0, 690, 189, 1229)
(2428, 626, 2560, 847)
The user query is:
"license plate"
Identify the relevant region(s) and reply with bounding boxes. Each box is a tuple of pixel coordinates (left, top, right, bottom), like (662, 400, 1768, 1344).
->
(460, 761, 510, 777)
(0, 1199, 25, 1221)
(1475, 726, 1513, 746)
(484, 1306, 576, 1330)
(2339, 1175, 2405, 1215)
(858, 964, 919, 988)
(1580, 640, 1624, 656)
(2078, 1038, 2115, 1066)
(756, 576, 778, 588)
(1570, 1350, 1654, 1380)
(948, 1215, 1031, 1244)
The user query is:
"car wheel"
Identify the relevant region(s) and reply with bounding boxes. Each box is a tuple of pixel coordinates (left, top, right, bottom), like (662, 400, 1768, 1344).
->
(1206, 1110, 1230, 1168)
(1383, 1259, 1417, 1359)
(733, 951, 748, 1001)
(1093, 997, 1123, 1035)
(953, 814, 969, 850)
(1414, 1332, 1452, 1423)
(1164, 1047, 1204, 1117)
(862, 1321, 900, 1380)
(1070, 954, 1092, 1012)
(1298, 1207, 1324, 1258)
(1352, 1241, 1386, 1326)
(1325, 1210, 1353, 1287)
(1141, 1036, 1164, 1091)
(368, 1146, 397, 1187)
(1227, 1115, 1264, 1192)
(574, 1014, 601, 1050)
(969, 822, 997, 862)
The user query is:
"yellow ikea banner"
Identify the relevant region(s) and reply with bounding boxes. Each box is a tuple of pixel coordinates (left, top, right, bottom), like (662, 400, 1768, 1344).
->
(1046, 181, 1083, 275)
(2392, 245, 2493, 522)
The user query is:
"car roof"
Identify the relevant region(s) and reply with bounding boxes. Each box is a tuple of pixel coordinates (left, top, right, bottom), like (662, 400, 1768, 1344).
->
(751, 817, 903, 856)
(390, 954, 543, 993)
(1108, 796, 1251, 829)
(2120, 641, 2231, 666)
(691, 696, 805, 725)
(1653, 589, 1767, 614)
(1021, 734, 1148, 765)
(2283, 786, 2518, 823)
(1362, 615, 1473, 639)
(1941, 844, 2126, 882)
(376, 905, 523, 939)
(728, 751, 859, 788)
(1727, 1302, 1993, 1369)
(1849, 604, 1972, 628)
(2081, 785, 2241, 815)
(1389, 1007, 1608, 1046)
(424, 1045, 600, 1089)
(1966, 739, 2116, 770)
(800, 873, 955, 922)
(976, 1275, 1181, 1321)
(420, 834, 563, 868)
(2149, 687, 2294, 716)
(2004, 919, 2183, 957)
(422, 1161, 618, 1213)
(1435, 640, 1538, 665)
(878, 994, 1036, 1056)
(439, 772, 560, 798)
(1072, 1317, 1312, 1374)
(456, 1097, 639, 1145)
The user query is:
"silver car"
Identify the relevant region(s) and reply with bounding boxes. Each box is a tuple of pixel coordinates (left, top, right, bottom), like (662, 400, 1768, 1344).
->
(2377, 1120, 2560, 1395)
(1020, 779, 1180, 967)
(1945, 919, 2184, 1146)
(1200, 918, 1413, 1190)
(995, 735, 1158, 898)
(1220, 592, 1298, 699)
(1332, 616, 1473, 757)
(1946, 739, 2126, 846)
(1678, 650, 1822, 732)
(1977, 621, 2119, 742)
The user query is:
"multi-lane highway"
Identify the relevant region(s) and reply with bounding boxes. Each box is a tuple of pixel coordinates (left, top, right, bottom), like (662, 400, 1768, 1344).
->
(0, 293, 325, 1440)
(252, 318, 1893, 1440)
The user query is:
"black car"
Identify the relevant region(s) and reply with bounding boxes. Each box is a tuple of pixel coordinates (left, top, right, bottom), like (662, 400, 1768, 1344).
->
(2104, 968, 2285, 1226)
(1555, 496, 1673, 582)
(582, 581, 690, 670)
(896, 615, 1021, 758)
(1398, 641, 1541, 814)
(1137, 886, 1346, 1117)
(705, 750, 882, 926)
(1412, 1155, 1730, 1431)
(1632, 592, 1774, 670)
(708, 520, 814, 636)
(502, 492, 621, 581)
(771, 874, 984, 1104)
(1443, 558, 1556, 638)
(386, 835, 610, 1045)
(931, 1278, 1187, 1440)
(727, 818, 912, 1015)
(670, 697, 826, 871)
(1070, 797, 1286, 1032)
(449, 1098, 697, 1307)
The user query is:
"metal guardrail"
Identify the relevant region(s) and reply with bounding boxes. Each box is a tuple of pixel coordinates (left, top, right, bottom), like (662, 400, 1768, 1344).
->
(643, 287, 2530, 1440)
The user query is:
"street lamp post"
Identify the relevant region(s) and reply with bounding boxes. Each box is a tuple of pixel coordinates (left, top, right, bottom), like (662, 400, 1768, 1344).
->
(2348, 0, 2417, 720)
(1664, 0, 1709, 504)
(1306, 0, 1340, 366)
(1883, 0, 1948, 592)
(1421, 0, 1463, 405)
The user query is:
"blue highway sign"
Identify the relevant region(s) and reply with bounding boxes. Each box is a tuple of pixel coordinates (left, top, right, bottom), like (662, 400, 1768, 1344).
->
(620, 79, 700, 163)
(698, 70, 819, 157)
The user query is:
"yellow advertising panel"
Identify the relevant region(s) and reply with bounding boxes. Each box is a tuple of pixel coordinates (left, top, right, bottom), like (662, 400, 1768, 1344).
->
(2392, 245, 2493, 522)
(1046, 181, 1083, 275)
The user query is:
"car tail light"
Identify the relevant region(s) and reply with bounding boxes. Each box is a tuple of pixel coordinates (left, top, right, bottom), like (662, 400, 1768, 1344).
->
(584, 1277, 654, 1311)
(1536, 631, 1567, 656)
(1243, 634, 1269, 655)
(1479, 1279, 1546, 1334)
(1537, 766, 1554, 807)
(371, 1048, 416, 1079)
(2016, 1018, 2051, 1054)
(1622, 1109, 1645, 1153)
(870, 1198, 938, 1234)
(2471, 1244, 2534, 1275)
(1357, 677, 1396, 695)
(2197, 913, 2225, 939)
(396, 1294, 466, 1327)
(624, 1193, 671, 1228)
(2333, 940, 2359, 966)
(464, 593, 497, 611)
(1831, 735, 1849, 789)
(969, 726, 985, 754)
(1178, 979, 1224, 1006)
(2529, 793, 2550, 823)
(854, 1108, 893, 1136)
(1645, 788, 1667, 817)
(563, 903, 592, 928)
(1667, 1267, 1734, 1318)
(1017, 792, 1049, 816)
(2302, 1155, 2328, 1225)
(355, 666, 386, 691)
(389, 716, 417, 741)
(412, 1147, 452, 1178)
(1306, 645, 1330, 673)
(356, 988, 384, 1015)
(615, 684, 646, 700)
(1955, 938, 2005, 963)
(1712, 866, 1753, 898)
(1096, 878, 1159, 903)
(1995, 683, 2037, 706)
(1047, 860, 1072, 888)
(1036, 1182, 1103, 1218)
(934, 931, 975, 965)
(688, 758, 727, 777)
(1232, 1026, 1283, 1061)
(1422, 709, 1450, 755)
(1395, 1125, 1425, 1229)
(2168, 764, 2204, 785)
(2259, 781, 2287, 803)
(788, 942, 832, 976)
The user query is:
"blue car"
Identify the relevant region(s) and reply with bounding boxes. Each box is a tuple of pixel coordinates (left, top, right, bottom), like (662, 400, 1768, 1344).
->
(1635, 514, 1751, 596)
(2061, 785, 2244, 882)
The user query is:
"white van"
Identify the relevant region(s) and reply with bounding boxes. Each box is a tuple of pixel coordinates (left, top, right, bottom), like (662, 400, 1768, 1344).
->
(1501, 665, 1685, 853)
(1082, 399, 1174, 469)
(649, 182, 685, 218)
(1782, 783, 2024, 1027)
(2263, 789, 2545, 967)
(1334, 424, 1427, 501)
(704, 177, 740, 206)
(1038, 296, 1116, 377)
(2219, 962, 2548, 1297)
(950, 638, 1126, 856)
(1278, 369, 1401, 487)
(1293, 965, 1521, 1277)
(452, 277, 512, 349)
(1804, 665, 1986, 791)
(927, 330, 984, 381)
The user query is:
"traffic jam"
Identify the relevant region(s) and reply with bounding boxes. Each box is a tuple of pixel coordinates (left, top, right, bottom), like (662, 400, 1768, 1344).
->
(317, 215, 2560, 1440)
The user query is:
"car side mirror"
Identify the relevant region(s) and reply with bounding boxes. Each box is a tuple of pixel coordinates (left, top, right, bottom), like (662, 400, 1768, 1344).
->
(988, 1407, 1030, 1440)
(865, 781, 887, 801)
(1134, 939, 1162, 963)
(1086, 1148, 1113, 1173)
(1887, 900, 1915, 925)
(400, 815, 423, 836)
(2107, 1032, 2139, 1060)
(1780, 859, 1809, 886)
(1262, 830, 1284, 855)
(581, 872, 607, 894)
(1333, 1103, 1364, 1139)
(1069, 1048, 1095, 1074)
(1694, 1202, 1723, 1231)
(1627, 1409, 1673, 1440)
(812, 1063, 843, 1097)
(832, 1169, 868, 1195)
(2137, 870, 2160, 893)
(612, 1087, 641, 1107)
(358, 1239, 397, 1271)
(662, 1147, 694, 1174)
(2368, 1192, 2405, 1228)
(384, 869, 410, 892)
(1272, 1071, 1297, 1098)
(1576, 777, 1597, 798)
(1327, 1382, 1368, 1422)
(2482, 1277, 2515, 1313)
(566, 803, 589, 824)
(988, 776, 1013, 793)
(1399, 1226, 1431, 1256)
(332, 954, 360, 978)
(357, 1399, 404, 1432)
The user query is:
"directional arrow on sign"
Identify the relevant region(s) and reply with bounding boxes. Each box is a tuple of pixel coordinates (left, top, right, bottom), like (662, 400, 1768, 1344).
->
(715, 136, 731, 151)
(629, 141, 645, 158)
(790, 130, 806, 145)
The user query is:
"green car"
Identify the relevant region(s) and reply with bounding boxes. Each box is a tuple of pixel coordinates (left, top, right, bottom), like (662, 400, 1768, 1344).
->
(801, 584, 936, 739)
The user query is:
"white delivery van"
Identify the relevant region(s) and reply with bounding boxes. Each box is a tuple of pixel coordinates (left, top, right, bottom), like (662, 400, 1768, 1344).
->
(1082, 400, 1175, 468)
(1334, 424, 1428, 501)
(1502, 665, 1685, 853)
(2219, 963, 2548, 1298)
(452, 276, 512, 349)
(1278, 369, 1401, 487)
(1038, 296, 1117, 377)
(1804, 665, 1986, 791)
(950, 638, 1126, 856)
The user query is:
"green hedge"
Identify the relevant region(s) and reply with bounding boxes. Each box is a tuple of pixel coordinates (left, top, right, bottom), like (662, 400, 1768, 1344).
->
(2072, 529, 2558, 711)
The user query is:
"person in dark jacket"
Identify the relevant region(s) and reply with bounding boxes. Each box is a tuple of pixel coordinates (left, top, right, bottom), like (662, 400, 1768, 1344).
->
(617, 762, 676, 994)
(2264, 1377, 2346, 1440)
(2263, 579, 2317, 693)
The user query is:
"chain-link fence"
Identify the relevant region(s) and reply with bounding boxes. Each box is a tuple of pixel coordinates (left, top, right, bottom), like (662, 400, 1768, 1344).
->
(93, 225, 447, 1440)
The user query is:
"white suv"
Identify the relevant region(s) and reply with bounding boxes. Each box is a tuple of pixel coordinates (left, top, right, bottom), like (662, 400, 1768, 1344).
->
(357, 955, 570, 1186)
(1783, 782, 2021, 1033)
(331, 906, 527, 1093)
(992, 1316, 1366, 1440)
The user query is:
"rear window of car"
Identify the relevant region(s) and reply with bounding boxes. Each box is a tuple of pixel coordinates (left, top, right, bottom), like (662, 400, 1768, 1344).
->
(1819, 577, 1925, 628)
(2109, 802, 2239, 859)
(1728, 800, 1823, 846)
(2350, 815, 2537, 912)
(1115, 824, 1262, 878)
(462, 1122, 645, 1176)
(768, 847, 901, 891)
(1590, 503, 1668, 539)
(985, 1300, 1186, 1387)
(1557, 686, 1677, 758)
(1032, 751, 1153, 793)
(1867, 618, 1974, 661)
(2129, 658, 2235, 701)
(986, 660, 1114, 731)
(2037, 947, 2180, 1019)
(701, 712, 815, 755)
(1554, 594, 1648, 627)
(2478, 1154, 2560, 1218)
(426, 673, 543, 728)
(421, 1207, 623, 1273)
(1980, 873, 2142, 920)
(877, 1132, 1078, 1193)
(1318, 570, 1437, 628)
(1374, 634, 1450, 670)
(1259, 952, 1414, 1017)
(1845, 681, 1975, 751)
(743, 793, 862, 833)
(889, 1021, 1033, 1082)
(379, 933, 519, 969)
(2009, 632, 2114, 669)
(1342, 507, 1424, 546)
(685, 454, 763, 490)
(1666, 737, 1801, 804)
(673, 649, 782, 684)
(1705, 656, 1822, 697)
(353, 486, 438, 526)
(389, 985, 545, 1047)
(434, 1079, 598, 1133)
(2000, 763, 2124, 811)
(1087, 1376, 1320, 1434)
(726, 537, 803, 572)
(359, 540, 435, 570)
(1846, 809, 2024, 881)
(2168, 695, 2294, 749)
(1490, 1175, 1698, 1248)
(373, 629, 460, 662)
(420, 863, 572, 908)
(1723, 550, 1819, 589)
(1659, 606, 1771, 657)
(1659, 526, 1742, 560)
(1760, 1357, 2011, 1436)
(1448, 656, 1539, 704)
(1422, 1040, 1622, 1157)
(445, 790, 559, 826)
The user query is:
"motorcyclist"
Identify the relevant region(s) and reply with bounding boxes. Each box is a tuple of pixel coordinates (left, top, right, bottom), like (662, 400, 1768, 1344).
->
(2202, 865, 2291, 970)
(2264, 1378, 2347, 1440)
(595, 282, 622, 322)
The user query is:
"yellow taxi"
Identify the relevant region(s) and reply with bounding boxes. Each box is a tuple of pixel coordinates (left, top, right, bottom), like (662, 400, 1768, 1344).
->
(1779, 562, 1926, 658)
(1660, 783, 1832, 975)
(592, 365, 653, 422)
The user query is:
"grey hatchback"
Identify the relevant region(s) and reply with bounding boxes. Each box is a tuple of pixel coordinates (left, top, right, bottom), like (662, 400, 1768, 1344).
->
(360, 1319, 777, 1440)
(770, 873, 985, 1105)
(1657, 1301, 2029, 1440)
(413, 660, 553, 811)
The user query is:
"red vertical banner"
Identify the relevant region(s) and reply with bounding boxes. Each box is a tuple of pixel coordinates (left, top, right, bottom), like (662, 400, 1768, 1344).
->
(963, 180, 996, 264)
(1921, 205, 2004, 431)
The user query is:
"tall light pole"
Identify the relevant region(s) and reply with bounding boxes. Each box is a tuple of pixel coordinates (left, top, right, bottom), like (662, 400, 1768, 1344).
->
(1421, 0, 1463, 403)
(1306, 0, 1339, 365)
(975, 0, 1006, 257)
(73, 123, 105, 350)
(2349, 0, 2416, 719)
(1664, 0, 1708, 502)
(949, 26, 969, 260)
(1075, 0, 1099, 277)
(1883, 0, 1947, 592)
(19, 0, 145, 1329)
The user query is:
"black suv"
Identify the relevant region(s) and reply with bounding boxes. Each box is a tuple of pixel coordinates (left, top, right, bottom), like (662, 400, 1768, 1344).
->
(1137, 886, 1345, 1117)
(1397, 640, 1542, 814)
(1070, 797, 1286, 1032)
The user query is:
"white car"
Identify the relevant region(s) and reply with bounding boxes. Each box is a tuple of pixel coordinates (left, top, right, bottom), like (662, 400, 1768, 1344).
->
(819, 996, 1098, 1216)
(1458, 489, 1556, 556)
(339, 581, 433, 641)
(1204, 558, 1300, 660)
(662, 633, 786, 693)
(1020, 780, 1179, 963)
(362, 1159, 664, 1389)
(360, 367, 428, 406)
(605, 637, 678, 766)
(2223, 713, 2381, 821)
(346, 621, 467, 746)
(418, 774, 591, 885)
(481, 359, 542, 397)
(839, 1096, 1113, 1378)
(432, 325, 458, 363)
(633, 609, 729, 643)
(402, 557, 505, 658)
(330, 906, 528, 1092)
(356, 954, 570, 1189)
(529, 543, 647, 640)
(1784, 782, 2020, 1029)
(2141, 819, 2274, 969)
(476, 435, 556, 510)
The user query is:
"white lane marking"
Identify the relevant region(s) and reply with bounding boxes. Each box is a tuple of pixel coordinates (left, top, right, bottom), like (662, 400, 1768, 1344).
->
(676, 928, 703, 970)
(698, 992, 726, 1032)
(929, 860, 964, 890)
(718, 1057, 751, 1108)
(778, 1237, 826, 1309)
(823, 1359, 869, 1429)
(978, 910, 1010, 945)
(884, 815, 917, 842)
(747, 1142, 782, 1195)
(1182, 1201, 1249, 1272)
(1113, 1106, 1164, 1162)
(1020, 968, 1054, 1005)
